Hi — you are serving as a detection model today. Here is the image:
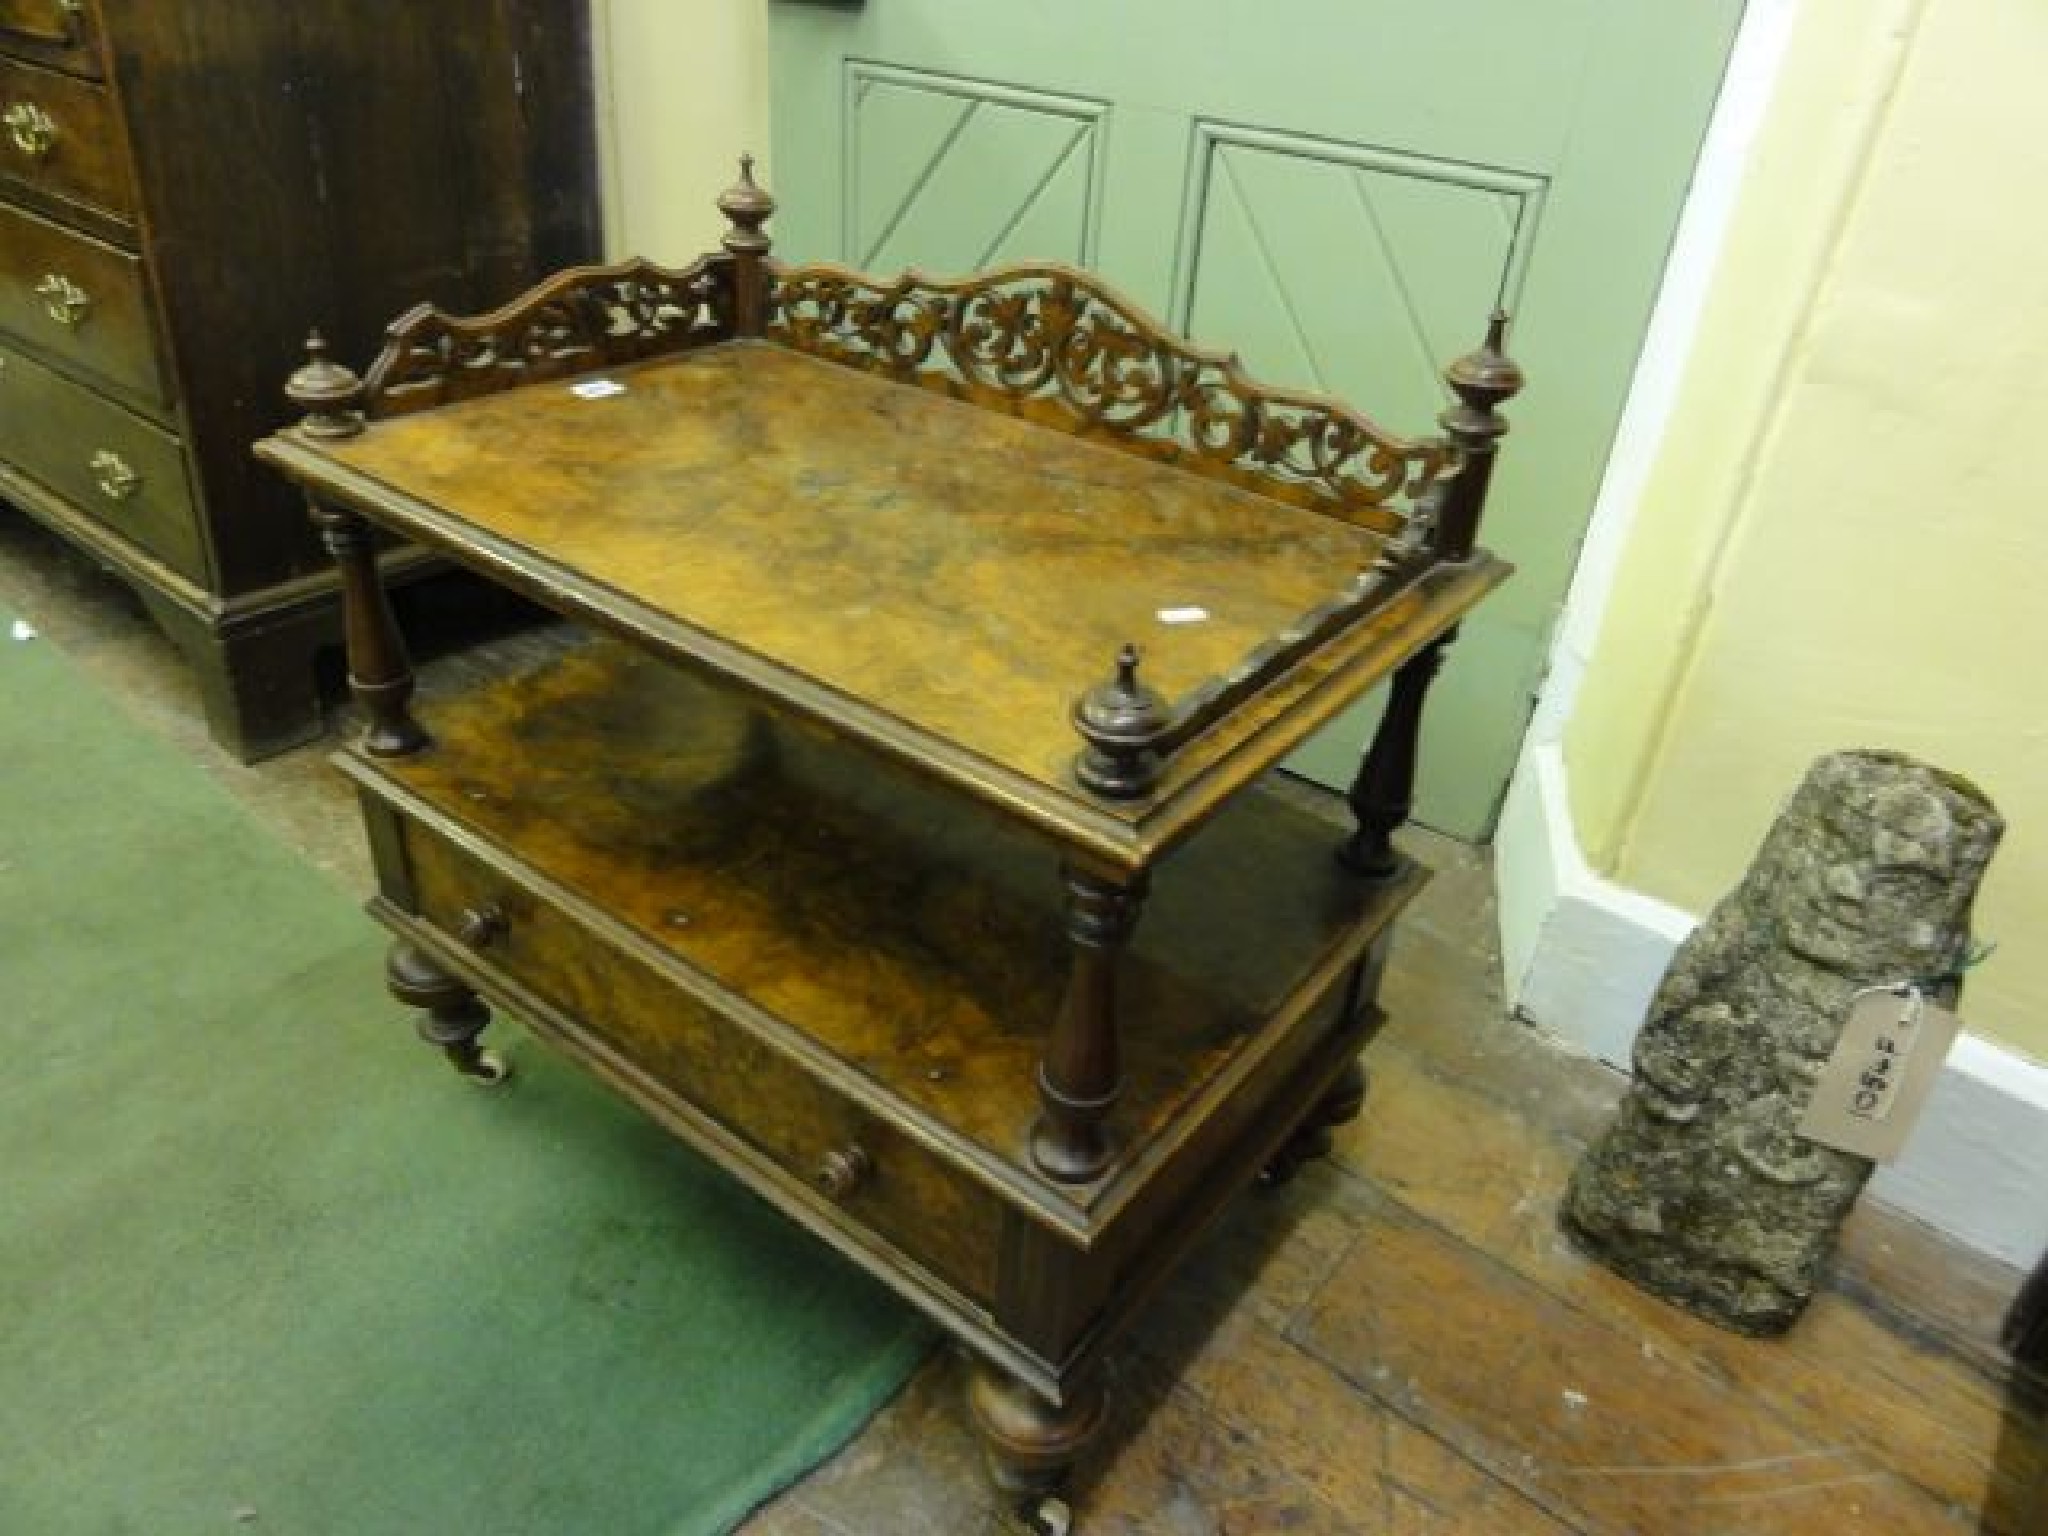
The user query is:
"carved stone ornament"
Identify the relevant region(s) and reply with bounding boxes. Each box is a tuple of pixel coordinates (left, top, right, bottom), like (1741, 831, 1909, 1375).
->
(1563, 749, 2003, 1335)
(768, 262, 1451, 530)
(361, 256, 736, 417)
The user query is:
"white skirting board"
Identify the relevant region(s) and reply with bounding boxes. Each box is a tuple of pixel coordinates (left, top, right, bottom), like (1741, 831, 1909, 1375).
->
(1495, 740, 2048, 1271)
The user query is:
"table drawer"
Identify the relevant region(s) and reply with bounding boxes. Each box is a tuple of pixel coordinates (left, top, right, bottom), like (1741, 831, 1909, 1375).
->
(404, 821, 1005, 1308)
(1, 55, 131, 225)
(0, 338, 203, 580)
(0, 197, 163, 404)
(0, 0, 100, 79)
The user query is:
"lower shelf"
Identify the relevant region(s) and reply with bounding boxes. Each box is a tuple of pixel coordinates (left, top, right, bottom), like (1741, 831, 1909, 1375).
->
(343, 631, 1424, 1386)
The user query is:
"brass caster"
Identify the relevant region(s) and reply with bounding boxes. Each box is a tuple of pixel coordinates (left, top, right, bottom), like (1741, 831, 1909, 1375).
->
(1258, 1125, 1332, 1189)
(460, 1048, 512, 1087)
(1009, 1493, 1073, 1536)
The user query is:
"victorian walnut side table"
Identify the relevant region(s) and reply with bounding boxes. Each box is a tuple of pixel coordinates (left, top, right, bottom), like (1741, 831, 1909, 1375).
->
(255, 161, 1520, 1533)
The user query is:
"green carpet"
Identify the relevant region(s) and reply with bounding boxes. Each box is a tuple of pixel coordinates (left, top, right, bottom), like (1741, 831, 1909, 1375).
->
(0, 616, 929, 1534)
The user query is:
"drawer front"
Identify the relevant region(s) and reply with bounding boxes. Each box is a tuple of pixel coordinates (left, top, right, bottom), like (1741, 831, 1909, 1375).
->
(404, 825, 1005, 1307)
(0, 338, 204, 580)
(0, 0, 100, 79)
(1, 56, 131, 224)
(0, 197, 163, 404)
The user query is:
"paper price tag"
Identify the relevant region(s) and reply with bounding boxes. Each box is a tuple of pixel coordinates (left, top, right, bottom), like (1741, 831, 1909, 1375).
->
(1798, 986, 1963, 1162)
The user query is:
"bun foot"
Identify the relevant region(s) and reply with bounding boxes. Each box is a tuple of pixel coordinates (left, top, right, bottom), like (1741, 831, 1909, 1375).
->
(968, 1361, 1103, 1514)
(1261, 1058, 1369, 1188)
(386, 941, 507, 1085)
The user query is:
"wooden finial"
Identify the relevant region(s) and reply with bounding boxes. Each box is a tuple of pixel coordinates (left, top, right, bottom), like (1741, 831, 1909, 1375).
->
(1072, 643, 1171, 800)
(718, 153, 776, 257)
(1431, 310, 1525, 561)
(286, 331, 364, 440)
(1446, 309, 1525, 416)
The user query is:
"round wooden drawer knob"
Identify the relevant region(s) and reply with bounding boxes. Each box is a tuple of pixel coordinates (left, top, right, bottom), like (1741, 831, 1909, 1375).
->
(456, 903, 508, 949)
(815, 1144, 873, 1202)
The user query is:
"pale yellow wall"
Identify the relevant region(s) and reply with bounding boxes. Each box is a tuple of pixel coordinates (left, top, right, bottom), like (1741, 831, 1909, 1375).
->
(591, 0, 770, 264)
(1567, 0, 2048, 1057)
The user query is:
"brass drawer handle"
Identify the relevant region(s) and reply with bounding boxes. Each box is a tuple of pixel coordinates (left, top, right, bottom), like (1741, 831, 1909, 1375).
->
(815, 1143, 873, 1202)
(4, 102, 58, 160)
(457, 903, 508, 949)
(35, 273, 90, 327)
(88, 449, 137, 501)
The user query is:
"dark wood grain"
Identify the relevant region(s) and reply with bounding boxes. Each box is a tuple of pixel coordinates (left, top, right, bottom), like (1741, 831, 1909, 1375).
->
(0, 1, 600, 759)
(0, 196, 161, 404)
(0, 335, 200, 579)
(97, 0, 601, 597)
(0, 0, 103, 78)
(0, 54, 133, 232)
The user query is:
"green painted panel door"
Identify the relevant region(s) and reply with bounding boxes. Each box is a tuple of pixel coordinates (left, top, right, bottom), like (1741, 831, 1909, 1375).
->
(768, 1, 1745, 838)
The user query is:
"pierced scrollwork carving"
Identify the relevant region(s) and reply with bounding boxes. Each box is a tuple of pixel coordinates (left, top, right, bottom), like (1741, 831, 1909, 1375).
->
(362, 256, 737, 418)
(769, 262, 1450, 525)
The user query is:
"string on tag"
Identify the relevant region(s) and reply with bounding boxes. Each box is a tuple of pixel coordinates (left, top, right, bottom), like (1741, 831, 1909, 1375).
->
(1914, 936, 1997, 993)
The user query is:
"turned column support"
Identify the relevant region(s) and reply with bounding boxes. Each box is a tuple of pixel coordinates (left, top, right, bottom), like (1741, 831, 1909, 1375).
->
(1339, 631, 1452, 877)
(286, 333, 427, 757)
(1031, 861, 1146, 1184)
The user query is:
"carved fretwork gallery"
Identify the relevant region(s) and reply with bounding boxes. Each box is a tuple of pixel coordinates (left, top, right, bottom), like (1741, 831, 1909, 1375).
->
(257, 159, 1520, 1532)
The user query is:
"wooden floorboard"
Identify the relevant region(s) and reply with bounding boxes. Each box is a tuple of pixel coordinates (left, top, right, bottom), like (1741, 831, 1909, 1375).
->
(0, 513, 2034, 1535)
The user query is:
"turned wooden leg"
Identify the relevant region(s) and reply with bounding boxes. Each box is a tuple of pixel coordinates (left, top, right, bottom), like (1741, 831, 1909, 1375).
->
(386, 941, 510, 1085)
(1031, 864, 1145, 1184)
(967, 1359, 1105, 1527)
(1339, 632, 1452, 877)
(1262, 1058, 1370, 1188)
(308, 499, 426, 757)
(1262, 940, 1388, 1187)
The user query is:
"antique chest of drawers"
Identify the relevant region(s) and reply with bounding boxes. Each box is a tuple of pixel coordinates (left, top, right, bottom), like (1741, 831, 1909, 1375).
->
(256, 166, 1522, 1529)
(0, 1, 598, 757)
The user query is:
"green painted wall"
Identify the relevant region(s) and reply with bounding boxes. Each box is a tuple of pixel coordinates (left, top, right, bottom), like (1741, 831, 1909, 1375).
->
(769, 1, 1744, 836)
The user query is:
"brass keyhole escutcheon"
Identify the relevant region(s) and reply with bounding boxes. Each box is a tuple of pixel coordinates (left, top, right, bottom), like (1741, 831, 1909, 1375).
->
(35, 273, 90, 327)
(814, 1144, 873, 1203)
(4, 102, 58, 160)
(88, 450, 138, 502)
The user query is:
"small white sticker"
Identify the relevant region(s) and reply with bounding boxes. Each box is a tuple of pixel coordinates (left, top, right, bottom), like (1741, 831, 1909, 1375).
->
(1156, 606, 1210, 626)
(570, 378, 627, 400)
(9, 620, 36, 641)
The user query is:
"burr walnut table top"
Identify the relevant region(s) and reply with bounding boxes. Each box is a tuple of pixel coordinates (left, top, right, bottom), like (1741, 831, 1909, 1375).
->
(263, 340, 1505, 866)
